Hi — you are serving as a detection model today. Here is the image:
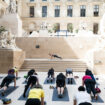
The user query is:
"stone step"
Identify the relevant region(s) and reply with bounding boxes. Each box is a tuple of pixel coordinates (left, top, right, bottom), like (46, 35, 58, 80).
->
(20, 68, 86, 72)
(20, 59, 87, 72)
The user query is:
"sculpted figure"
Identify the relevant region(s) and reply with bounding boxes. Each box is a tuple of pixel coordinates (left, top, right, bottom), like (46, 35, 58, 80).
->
(7, 0, 17, 13)
(0, 30, 17, 49)
(0, 31, 7, 48)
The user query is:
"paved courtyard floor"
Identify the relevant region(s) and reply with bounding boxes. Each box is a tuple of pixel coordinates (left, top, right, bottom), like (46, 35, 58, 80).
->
(0, 72, 105, 105)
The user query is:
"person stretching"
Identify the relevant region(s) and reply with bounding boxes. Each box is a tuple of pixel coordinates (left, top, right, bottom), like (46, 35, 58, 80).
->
(47, 68, 54, 83)
(56, 73, 66, 98)
(0, 69, 16, 96)
(25, 84, 44, 105)
(74, 86, 92, 105)
(23, 72, 38, 98)
(82, 70, 97, 100)
(49, 53, 62, 59)
(66, 68, 73, 84)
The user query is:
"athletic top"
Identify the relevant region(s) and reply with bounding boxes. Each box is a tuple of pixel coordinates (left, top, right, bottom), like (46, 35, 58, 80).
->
(82, 75, 92, 81)
(14, 68, 18, 72)
(74, 91, 91, 105)
(56, 73, 66, 86)
(28, 88, 44, 100)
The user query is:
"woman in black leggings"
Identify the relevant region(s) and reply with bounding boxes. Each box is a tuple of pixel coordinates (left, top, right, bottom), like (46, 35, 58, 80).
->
(0, 69, 16, 96)
(23, 74, 38, 97)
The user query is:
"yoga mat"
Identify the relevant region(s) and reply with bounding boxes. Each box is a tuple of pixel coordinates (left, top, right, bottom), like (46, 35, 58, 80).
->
(18, 88, 30, 101)
(52, 87, 69, 101)
(91, 95, 104, 103)
(0, 76, 3, 79)
(22, 80, 27, 84)
(44, 78, 55, 84)
(0, 86, 18, 98)
(18, 95, 27, 101)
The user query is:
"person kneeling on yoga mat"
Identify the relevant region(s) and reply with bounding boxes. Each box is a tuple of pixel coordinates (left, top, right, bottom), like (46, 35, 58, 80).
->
(0, 69, 16, 96)
(56, 73, 66, 98)
(25, 84, 44, 105)
(82, 71, 97, 100)
(74, 86, 92, 105)
(47, 68, 54, 83)
(23, 72, 39, 97)
(66, 68, 73, 84)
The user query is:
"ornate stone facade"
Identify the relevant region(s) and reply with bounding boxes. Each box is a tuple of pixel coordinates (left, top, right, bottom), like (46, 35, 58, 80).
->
(18, 0, 105, 35)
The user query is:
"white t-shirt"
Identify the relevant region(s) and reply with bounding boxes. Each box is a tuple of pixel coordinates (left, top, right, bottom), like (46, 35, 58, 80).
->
(74, 91, 91, 105)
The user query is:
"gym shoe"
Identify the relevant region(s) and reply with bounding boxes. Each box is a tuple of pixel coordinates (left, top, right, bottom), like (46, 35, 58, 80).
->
(58, 94, 63, 98)
(58, 94, 61, 98)
(68, 80, 70, 84)
(47, 80, 49, 83)
(2, 98, 11, 104)
(51, 79, 53, 83)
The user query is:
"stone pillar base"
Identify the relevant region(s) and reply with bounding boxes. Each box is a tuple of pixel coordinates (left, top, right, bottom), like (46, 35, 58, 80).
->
(93, 49, 105, 75)
(0, 49, 25, 73)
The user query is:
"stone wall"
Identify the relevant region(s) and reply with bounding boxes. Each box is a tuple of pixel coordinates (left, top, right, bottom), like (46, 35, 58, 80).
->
(0, 49, 25, 73)
(93, 49, 105, 75)
(16, 37, 98, 59)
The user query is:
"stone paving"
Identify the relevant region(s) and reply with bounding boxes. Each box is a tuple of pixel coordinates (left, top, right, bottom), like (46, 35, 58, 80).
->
(0, 72, 105, 105)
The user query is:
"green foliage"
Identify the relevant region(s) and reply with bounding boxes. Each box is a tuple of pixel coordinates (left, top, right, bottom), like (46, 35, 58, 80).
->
(75, 29, 78, 33)
(0, 26, 6, 34)
(67, 24, 73, 33)
(53, 24, 59, 32)
(48, 29, 52, 33)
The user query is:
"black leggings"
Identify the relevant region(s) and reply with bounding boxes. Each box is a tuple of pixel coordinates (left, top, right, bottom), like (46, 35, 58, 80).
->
(0, 77, 11, 88)
(25, 99, 41, 105)
(23, 76, 37, 96)
(84, 79, 96, 96)
(79, 102, 92, 105)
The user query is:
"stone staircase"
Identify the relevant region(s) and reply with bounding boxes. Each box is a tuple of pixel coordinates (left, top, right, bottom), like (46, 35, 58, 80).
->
(20, 59, 88, 72)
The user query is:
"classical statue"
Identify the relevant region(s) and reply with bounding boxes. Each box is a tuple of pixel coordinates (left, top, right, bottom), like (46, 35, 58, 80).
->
(0, 30, 17, 49)
(7, 0, 17, 14)
(0, 31, 7, 48)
